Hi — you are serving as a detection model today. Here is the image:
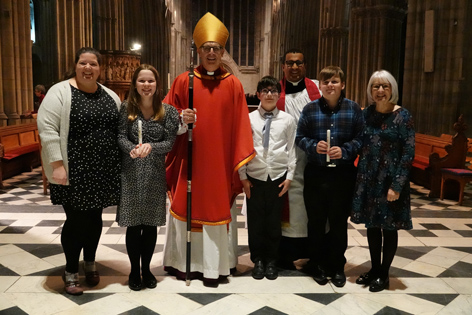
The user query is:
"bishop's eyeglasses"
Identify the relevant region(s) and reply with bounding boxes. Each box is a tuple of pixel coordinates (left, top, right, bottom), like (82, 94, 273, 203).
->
(201, 45, 223, 53)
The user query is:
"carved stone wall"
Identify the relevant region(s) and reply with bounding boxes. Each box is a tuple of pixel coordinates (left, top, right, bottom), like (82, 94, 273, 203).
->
(100, 51, 141, 101)
(403, 0, 471, 136)
(4, 0, 471, 138)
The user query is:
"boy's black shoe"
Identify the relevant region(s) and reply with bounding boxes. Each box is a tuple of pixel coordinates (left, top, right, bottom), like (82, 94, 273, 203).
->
(331, 270, 346, 287)
(312, 266, 329, 285)
(265, 261, 278, 280)
(252, 260, 265, 280)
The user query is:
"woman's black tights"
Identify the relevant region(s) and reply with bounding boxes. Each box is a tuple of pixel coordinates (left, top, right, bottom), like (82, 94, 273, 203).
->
(367, 227, 398, 279)
(126, 225, 157, 278)
(61, 206, 103, 273)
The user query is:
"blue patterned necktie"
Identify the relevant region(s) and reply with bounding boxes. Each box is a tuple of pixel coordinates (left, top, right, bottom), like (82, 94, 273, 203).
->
(262, 112, 273, 149)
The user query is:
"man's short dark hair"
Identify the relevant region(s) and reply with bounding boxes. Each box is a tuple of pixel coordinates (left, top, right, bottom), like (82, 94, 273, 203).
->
(281, 48, 304, 63)
(257, 76, 281, 93)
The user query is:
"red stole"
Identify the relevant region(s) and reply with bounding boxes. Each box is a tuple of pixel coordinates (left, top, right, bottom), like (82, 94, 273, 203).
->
(276, 77, 321, 111)
(276, 77, 321, 226)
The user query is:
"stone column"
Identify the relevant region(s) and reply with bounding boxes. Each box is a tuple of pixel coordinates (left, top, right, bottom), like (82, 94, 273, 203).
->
(270, 0, 320, 79)
(317, 0, 350, 74)
(0, 7, 7, 126)
(34, 0, 58, 86)
(17, 0, 34, 120)
(95, 0, 125, 50)
(124, 0, 174, 94)
(0, 0, 32, 125)
(346, 0, 407, 107)
(55, 0, 93, 79)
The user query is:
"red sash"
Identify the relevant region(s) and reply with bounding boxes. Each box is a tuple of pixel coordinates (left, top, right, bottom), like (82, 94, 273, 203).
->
(277, 77, 321, 111)
(277, 77, 321, 226)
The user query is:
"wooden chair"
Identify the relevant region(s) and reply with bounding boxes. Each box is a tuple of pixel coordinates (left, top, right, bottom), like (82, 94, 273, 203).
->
(440, 168, 472, 205)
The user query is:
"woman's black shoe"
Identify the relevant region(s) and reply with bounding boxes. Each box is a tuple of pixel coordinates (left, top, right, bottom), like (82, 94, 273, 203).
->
(143, 273, 158, 289)
(128, 274, 142, 291)
(356, 271, 377, 285)
(369, 276, 389, 292)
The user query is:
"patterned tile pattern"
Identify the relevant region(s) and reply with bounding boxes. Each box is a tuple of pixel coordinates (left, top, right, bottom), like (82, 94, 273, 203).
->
(0, 168, 471, 314)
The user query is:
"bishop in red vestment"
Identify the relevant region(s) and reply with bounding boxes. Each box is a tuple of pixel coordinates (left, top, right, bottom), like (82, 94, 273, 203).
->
(163, 12, 255, 286)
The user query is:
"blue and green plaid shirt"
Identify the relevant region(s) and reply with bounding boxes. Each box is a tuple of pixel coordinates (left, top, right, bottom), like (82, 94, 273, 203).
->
(296, 96, 364, 166)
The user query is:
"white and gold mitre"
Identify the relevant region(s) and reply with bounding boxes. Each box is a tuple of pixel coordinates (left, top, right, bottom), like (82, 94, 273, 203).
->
(193, 12, 229, 48)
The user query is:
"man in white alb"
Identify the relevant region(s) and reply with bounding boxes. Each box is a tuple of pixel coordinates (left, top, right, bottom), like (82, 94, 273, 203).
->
(276, 49, 322, 270)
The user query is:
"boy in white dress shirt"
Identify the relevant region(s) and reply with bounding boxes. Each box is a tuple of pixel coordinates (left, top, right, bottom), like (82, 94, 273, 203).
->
(238, 76, 297, 280)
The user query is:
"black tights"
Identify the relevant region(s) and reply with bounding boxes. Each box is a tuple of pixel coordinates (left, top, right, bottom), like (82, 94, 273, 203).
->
(367, 227, 398, 279)
(126, 225, 157, 277)
(61, 206, 103, 273)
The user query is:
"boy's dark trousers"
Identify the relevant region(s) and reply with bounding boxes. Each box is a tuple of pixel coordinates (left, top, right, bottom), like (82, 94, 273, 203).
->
(303, 163, 357, 273)
(246, 174, 286, 263)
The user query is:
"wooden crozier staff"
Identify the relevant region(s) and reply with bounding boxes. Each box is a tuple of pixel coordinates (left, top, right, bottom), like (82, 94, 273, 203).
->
(185, 40, 195, 286)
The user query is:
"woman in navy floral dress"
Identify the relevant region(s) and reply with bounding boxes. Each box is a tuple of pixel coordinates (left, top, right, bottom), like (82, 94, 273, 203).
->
(351, 70, 415, 292)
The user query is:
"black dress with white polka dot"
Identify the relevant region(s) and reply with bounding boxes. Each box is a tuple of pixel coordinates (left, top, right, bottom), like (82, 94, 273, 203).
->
(50, 84, 121, 210)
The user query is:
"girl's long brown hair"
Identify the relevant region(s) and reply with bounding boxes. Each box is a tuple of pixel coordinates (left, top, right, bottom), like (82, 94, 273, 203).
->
(126, 64, 164, 121)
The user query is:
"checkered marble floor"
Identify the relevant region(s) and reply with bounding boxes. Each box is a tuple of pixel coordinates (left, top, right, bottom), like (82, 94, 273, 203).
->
(0, 168, 472, 314)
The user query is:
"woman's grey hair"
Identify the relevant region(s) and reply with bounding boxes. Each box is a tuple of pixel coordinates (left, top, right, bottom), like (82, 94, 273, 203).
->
(366, 70, 399, 105)
(34, 84, 46, 94)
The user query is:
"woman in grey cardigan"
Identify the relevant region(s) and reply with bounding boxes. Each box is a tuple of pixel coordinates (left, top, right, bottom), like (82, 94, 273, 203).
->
(37, 47, 121, 296)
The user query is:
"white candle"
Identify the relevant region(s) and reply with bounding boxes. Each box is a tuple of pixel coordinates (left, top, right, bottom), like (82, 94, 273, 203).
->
(326, 129, 330, 162)
(138, 119, 142, 146)
(168, 73, 171, 90)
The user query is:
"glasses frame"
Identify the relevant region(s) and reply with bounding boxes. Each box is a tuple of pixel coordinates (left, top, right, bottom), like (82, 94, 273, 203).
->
(201, 45, 223, 53)
(372, 83, 391, 90)
(284, 60, 304, 67)
(260, 89, 279, 96)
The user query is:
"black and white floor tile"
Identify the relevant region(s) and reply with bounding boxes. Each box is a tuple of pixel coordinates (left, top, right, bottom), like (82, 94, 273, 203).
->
(0, 168, 471, 314)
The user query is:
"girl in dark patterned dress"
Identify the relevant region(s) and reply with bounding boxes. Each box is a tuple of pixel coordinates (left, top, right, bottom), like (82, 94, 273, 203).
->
(117, 64, 179, 291)
(37, 47, 121, 295)
(351, 70, 415, 292)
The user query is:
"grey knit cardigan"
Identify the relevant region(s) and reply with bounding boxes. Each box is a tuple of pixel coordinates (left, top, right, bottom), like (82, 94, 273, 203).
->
(37, 80, 121, 185)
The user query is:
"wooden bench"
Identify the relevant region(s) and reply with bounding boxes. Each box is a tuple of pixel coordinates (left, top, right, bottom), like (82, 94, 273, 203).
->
(410, 115, 469, 198)
(0, 123, 41, 188)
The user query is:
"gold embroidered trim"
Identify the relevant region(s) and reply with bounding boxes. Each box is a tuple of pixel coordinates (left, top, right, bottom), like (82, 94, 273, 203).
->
(234, 151, 256, 172)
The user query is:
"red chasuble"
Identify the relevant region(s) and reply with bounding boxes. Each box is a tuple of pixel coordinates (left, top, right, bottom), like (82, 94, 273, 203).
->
(165, 66, 255, 227)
